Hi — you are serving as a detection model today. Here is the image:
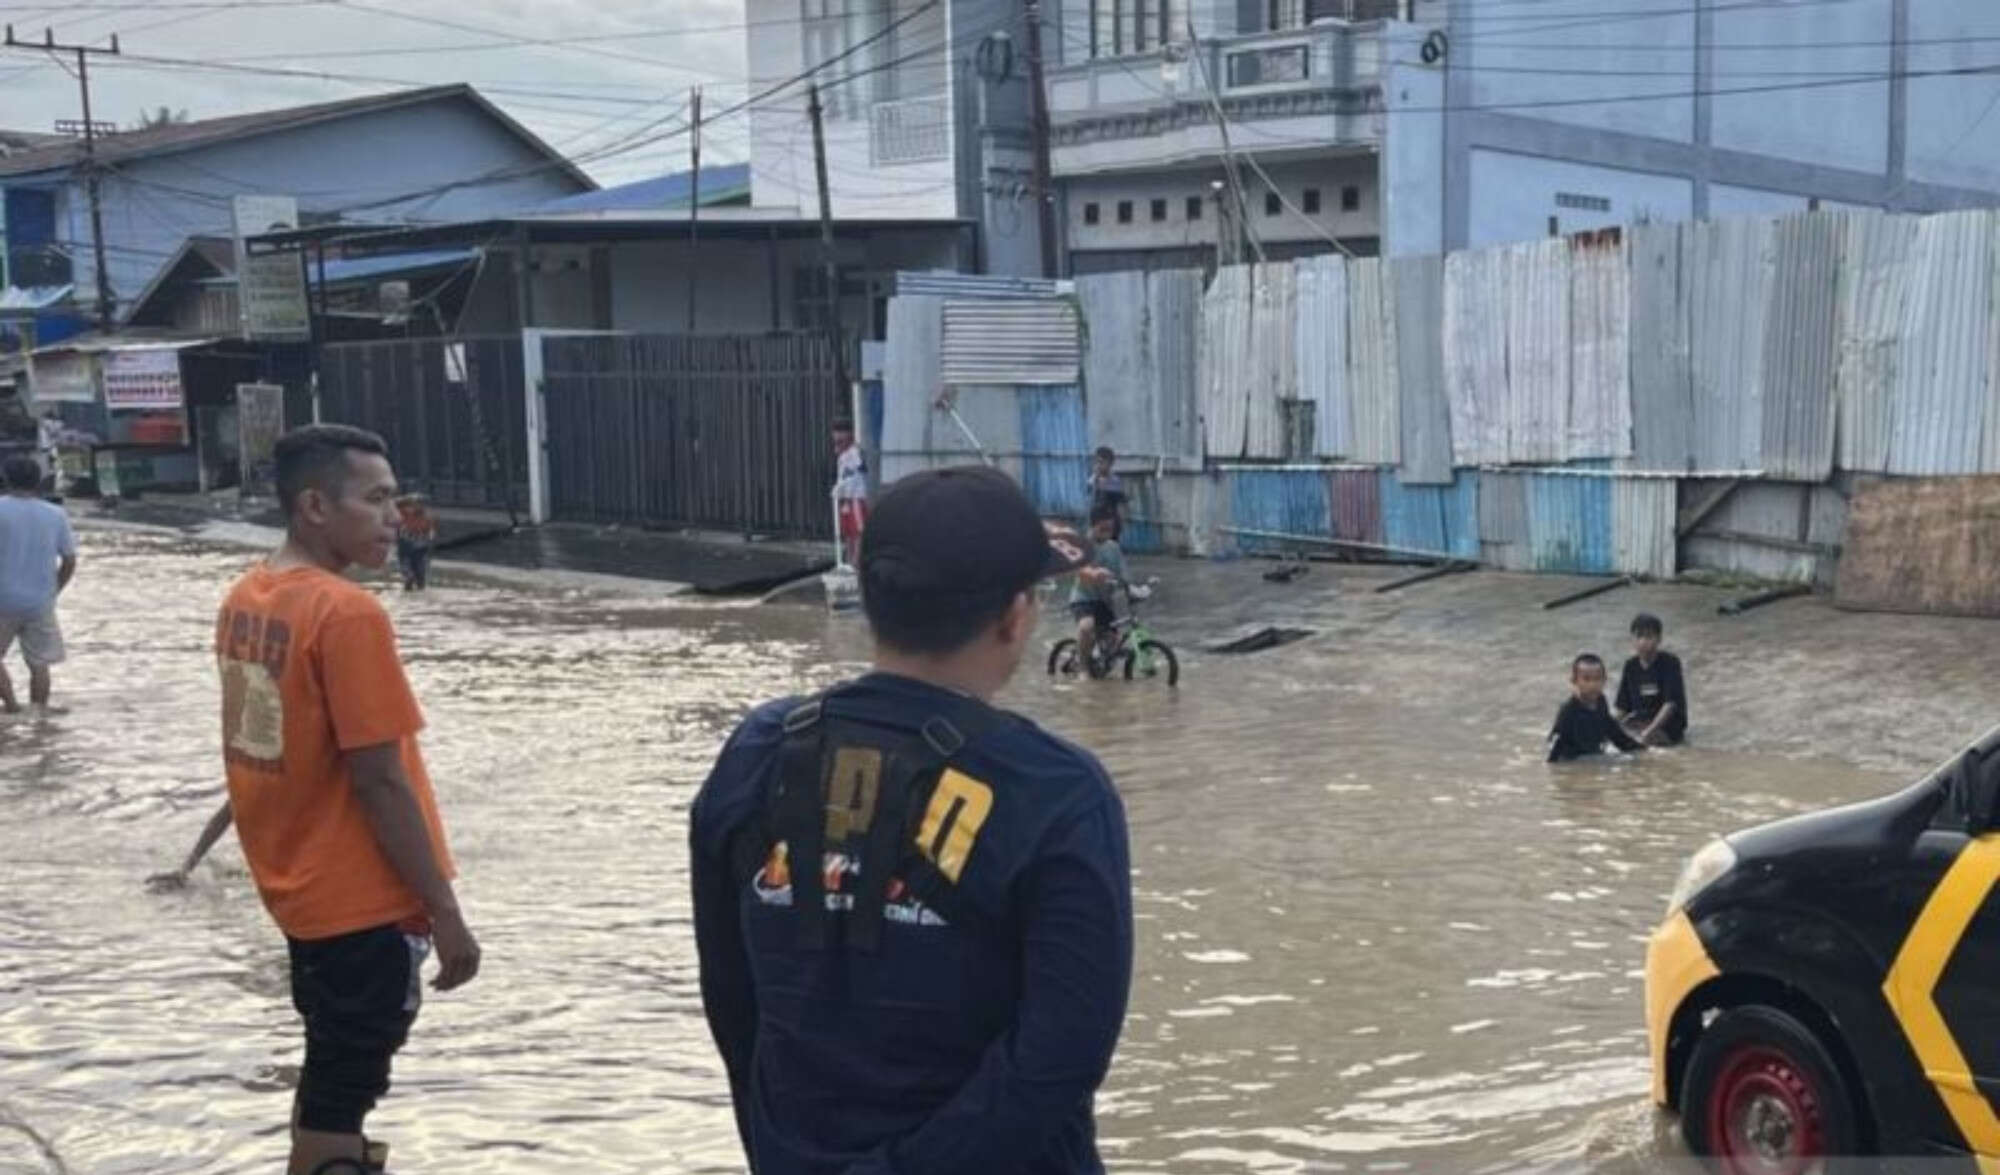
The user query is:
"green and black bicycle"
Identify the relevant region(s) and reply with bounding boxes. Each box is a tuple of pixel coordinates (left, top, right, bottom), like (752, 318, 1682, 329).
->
(1047, 581, 1180, 687)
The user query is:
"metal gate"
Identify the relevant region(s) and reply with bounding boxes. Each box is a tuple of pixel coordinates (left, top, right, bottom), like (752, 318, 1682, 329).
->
(541, 332, 838, 537)
(318, 336, 529, 511)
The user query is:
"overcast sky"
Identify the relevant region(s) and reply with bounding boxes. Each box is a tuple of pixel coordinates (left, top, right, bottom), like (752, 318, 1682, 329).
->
(0, 0, 754, 188)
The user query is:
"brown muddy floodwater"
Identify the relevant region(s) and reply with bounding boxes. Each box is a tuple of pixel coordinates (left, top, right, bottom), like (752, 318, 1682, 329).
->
(5, 527, 1998, 1174)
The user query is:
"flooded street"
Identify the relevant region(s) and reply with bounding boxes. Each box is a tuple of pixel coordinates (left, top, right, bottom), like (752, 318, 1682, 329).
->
(6, 526, 1997, 1175)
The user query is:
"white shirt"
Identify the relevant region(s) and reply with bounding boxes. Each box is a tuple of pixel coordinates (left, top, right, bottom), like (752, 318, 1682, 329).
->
(834, 445, 868, 501)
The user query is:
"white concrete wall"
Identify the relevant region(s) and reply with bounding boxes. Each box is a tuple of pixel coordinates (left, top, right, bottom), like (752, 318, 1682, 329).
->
(1465, 150, 1693, 248)
(1906, 2, 2000, 191)
(747, 0, 959, 221)
(1707, 183, 1811, 220)
(1709, 0, 1892, 176)
(1463, 0, 1696, 142)
(1381, 21, 1444, 257)
(1065, 155, 1377, 254)
(609, 232, 960, 336)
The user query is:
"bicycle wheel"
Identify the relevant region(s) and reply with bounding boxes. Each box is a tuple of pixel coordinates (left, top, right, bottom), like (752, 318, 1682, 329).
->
(1047, 639, 1081, 678)
(1123, 640, 1180, 687)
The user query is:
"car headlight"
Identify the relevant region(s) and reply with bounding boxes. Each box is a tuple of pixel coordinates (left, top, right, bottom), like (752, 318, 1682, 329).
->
(1666, 839, 1737, 918)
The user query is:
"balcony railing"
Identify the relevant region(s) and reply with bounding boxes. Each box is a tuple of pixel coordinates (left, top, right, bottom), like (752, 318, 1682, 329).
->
(870, 94, 950, 166)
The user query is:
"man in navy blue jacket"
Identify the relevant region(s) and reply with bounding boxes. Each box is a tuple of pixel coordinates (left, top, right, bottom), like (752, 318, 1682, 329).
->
(691, 465, 1132, 1175)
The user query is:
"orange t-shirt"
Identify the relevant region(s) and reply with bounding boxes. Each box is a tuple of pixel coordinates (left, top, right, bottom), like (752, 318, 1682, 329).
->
(217, 563, 455, 941)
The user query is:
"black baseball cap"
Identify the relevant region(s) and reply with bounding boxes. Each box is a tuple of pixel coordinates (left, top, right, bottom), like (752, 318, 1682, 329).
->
(862, 466, 1091, 597)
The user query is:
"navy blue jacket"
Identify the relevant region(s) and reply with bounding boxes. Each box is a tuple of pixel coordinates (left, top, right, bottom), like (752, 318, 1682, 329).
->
(690, 673, 1134, 1175)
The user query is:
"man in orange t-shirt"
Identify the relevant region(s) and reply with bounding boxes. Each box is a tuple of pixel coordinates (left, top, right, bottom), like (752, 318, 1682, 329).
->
(158, 423, 479, 1175)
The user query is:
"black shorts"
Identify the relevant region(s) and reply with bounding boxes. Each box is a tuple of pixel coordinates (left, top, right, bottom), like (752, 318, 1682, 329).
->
(288, 923, 429, 1133)
(1070, 600, 1115, 630)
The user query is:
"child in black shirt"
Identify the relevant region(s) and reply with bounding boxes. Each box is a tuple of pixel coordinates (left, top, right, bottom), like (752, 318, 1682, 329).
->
(1615, 612, 1688, 746)
(1548, 653, 1645, 762)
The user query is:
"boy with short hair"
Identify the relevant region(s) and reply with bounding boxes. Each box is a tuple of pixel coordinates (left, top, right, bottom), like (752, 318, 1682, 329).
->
(1615, 612, 1688, 746)
(833, 419, 868, 568)
(1070, 509, 1126, 665)
(1087, 446, 1125, 540)
(1547, 653, 1646, 762)
(163, 424, 478, 1175)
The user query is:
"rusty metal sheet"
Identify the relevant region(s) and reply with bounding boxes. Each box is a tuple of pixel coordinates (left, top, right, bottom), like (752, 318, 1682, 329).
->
(1569, 229, 1632, 461)
(1836, 475, 2000, 617)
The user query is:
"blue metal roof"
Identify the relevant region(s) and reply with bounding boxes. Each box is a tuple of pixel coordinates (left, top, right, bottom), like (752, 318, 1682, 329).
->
(534, 162, 751, 214)
(311, 249, 480, 285)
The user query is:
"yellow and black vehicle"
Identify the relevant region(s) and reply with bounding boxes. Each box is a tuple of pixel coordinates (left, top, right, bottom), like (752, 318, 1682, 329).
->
(1647, 728, 2000, 1172)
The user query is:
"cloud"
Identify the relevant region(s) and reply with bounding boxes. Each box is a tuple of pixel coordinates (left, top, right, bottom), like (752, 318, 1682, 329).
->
(2, 0, 755, 186)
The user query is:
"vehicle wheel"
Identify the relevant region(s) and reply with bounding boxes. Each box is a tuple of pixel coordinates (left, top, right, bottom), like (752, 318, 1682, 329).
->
(1048, 639, 1080, 678)
(1122, 640, 1180, 687)
(1681, 1005, 1860, 1175)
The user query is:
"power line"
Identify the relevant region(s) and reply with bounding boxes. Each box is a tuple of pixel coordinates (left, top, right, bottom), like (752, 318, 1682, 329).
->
(320, 0, 745, 86)
(208, 5, 916, 64)
(327, 0, 969, 216)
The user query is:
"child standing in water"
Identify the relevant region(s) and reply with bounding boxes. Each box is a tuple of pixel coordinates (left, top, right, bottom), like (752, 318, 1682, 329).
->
(1548, 653, 1646, 762)
(395, 494, 437, 591)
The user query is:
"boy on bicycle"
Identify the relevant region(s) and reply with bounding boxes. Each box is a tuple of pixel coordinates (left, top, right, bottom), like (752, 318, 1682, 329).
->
(1069, 508, 1127, 665)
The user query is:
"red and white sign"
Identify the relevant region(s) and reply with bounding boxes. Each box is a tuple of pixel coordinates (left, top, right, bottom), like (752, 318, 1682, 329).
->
(103, 348, 185, 411)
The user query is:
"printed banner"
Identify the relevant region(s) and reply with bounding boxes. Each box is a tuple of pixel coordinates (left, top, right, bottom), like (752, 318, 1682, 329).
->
(103, 348, 185, 411)
(236, 382, 284, 496)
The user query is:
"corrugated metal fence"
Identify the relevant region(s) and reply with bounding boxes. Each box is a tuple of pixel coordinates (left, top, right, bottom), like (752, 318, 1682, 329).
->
(319, 335, 528, 510)
(539, 332, 838, 537)
(876, 206, 2000, 581)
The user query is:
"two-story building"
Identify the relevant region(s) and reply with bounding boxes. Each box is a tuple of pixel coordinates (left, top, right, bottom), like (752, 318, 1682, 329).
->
(1049, 0, 2000, 272)
(745, 0, 1048, 277)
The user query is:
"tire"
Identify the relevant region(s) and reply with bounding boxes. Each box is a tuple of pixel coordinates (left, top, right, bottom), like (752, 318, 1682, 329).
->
(1048, 639, 1080, 677)
(1680, 1005, 1862, 1175)
(1122, 639, 1180, 687)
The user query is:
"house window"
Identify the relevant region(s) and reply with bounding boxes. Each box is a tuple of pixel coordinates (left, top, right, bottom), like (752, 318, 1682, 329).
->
(1555, 190, 1612, 213)
(1084, 202, 1101, 225)
(1090, 0, 1177, 58)
(1151, 198, 1168, 222)
(1227, 44, 1308, 87)
(1117, 200, 1134, 224)
(802, 1, 896, 116)
(1341, 185, 1360, 211)
(1265, 191, 1282, 217)
(1186, 195, 1204, 220)
(1302, 187, 1321, 214)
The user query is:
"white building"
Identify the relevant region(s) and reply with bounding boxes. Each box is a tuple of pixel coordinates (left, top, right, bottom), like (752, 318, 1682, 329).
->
(1049, 0, 2000, 272)
(746, 0, 1052, 278)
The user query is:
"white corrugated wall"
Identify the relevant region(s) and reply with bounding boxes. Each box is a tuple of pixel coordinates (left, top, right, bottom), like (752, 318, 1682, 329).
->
(1445, 248, 1508, 467)
(1888, 210, 1992, 475)
(1504, 239, 1571, 465)
(1346, 256, 1401, 465)
(1294, 254, 1352, 458)
(1568, 233, 1633, 460)
(1201, 265, 1253, 460)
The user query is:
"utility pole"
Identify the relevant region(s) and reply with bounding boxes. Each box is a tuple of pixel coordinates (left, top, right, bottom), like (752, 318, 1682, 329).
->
(807, 82, 850, 396)
(685, 85, 701, 335)
(5, 26, 121, 329)
(1023, 0, 1059, 278)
